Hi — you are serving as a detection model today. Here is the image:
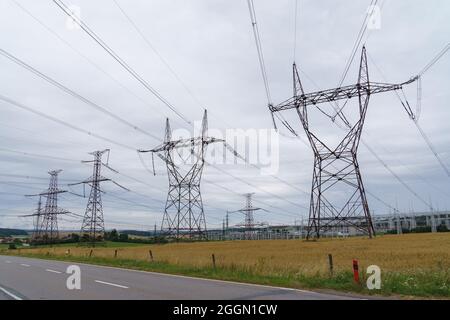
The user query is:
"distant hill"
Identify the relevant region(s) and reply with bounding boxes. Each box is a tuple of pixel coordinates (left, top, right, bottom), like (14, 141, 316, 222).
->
(0, 228, 29, 237)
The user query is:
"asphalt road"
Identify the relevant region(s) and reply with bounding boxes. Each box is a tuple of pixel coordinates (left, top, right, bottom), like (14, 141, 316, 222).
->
(0, 255, 363, 300)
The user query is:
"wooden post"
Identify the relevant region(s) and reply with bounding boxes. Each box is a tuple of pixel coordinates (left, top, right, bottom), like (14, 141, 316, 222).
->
(149, 250, 154, 262)
(328, 254, 334, 276)
(114, 249, 118, 258)
(212, 254, 216, 269)
(89, 249, 93, 258)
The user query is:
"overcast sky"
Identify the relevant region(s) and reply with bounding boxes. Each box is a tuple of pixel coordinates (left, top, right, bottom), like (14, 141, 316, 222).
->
(0, 0, 449, 231)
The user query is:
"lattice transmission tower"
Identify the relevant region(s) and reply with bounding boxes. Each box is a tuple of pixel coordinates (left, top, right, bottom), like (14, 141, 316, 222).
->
(270, 46, 418, 239)
(70, 149, 128, 242)
(139, 110, 241, 239)
(31, 196, 42, 240)
(25, 170, 70, 243)
(229, 193, 267, 240)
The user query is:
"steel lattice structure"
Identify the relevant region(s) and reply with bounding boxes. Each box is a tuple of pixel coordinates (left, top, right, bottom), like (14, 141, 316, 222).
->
(25, 170, 69, 243)
(139, 110, 224, 239)
(270, 47, 418, 239)
(31, 196, 42, 240)
(230, 193, 266, 240)
(71, 149, 127, 242)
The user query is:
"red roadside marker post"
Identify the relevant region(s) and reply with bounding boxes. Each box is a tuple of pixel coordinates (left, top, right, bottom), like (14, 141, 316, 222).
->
(352, 259, 360, 284)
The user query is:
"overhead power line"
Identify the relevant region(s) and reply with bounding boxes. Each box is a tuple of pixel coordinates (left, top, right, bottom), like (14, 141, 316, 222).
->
(0, 94, 304, 218)
(368, 52, 450, 177)
(83, 0, 306, 199)
(52, 0, 192, 125)
(0, 94, 134, 150)
(0, 147, 79, 163)
(246, 0, 420, 217)
(246, 0, 272, 104)
(0, 48, 160, 142)
(10, 0, 181, 126)
(362, 141, 434, 211)
(418, 43, 450, 76)
(296, 11, 436, 213)
(48, 0, 306, 208)
(111, 0, 205, 109)
(338, 0, 379, 87)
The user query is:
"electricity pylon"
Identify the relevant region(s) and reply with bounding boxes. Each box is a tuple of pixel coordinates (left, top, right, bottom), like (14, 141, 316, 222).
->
(270, 46, 418, 239)
(70, 149, 128, 243)
(229, 193, 267, 240)
(139, 110, 241, 239)
(25, 170, 69, 243)
(32, 196, 42, 240)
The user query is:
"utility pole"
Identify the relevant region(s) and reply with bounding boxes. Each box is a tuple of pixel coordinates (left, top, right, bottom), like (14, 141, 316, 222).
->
(139, 110, 242, 239)
(25, 170, 70, 244)
(396, 213, 402, 235)
(226, 211, 229, 238)
(269, 46, 418, 239)
(431, 214, 437, 233)
(70, 149, 128, 244)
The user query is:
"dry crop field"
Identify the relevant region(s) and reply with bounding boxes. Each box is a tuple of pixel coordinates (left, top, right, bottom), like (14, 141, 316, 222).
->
(14, 233, 450, 276)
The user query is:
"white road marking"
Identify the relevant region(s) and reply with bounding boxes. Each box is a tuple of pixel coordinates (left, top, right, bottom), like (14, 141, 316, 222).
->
(0, 286, 23, 300)
(95, 280, 129, 289)
(5, 261, 11, 263)
(20, 263, 30, 267)
(45, 269, 62, 274)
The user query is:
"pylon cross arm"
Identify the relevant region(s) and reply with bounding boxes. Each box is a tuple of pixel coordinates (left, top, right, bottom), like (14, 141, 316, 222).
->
(270, 81, 410, 113)
(149, 137, 224, 153)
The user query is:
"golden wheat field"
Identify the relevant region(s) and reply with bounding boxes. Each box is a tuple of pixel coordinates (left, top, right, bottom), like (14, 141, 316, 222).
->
(18, 233, 450, 276)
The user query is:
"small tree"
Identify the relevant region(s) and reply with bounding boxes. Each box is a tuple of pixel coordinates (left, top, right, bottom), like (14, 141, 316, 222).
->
(106, 229, 119, 241)
(71, 233, 80, 242)
(118, 233, 128, 242)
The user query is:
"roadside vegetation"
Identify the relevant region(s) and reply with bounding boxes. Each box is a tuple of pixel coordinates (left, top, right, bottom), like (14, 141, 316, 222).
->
(1, 233, 449, 298)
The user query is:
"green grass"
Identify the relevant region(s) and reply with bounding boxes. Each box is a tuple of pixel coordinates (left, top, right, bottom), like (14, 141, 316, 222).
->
(2, 249, 448, 298)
